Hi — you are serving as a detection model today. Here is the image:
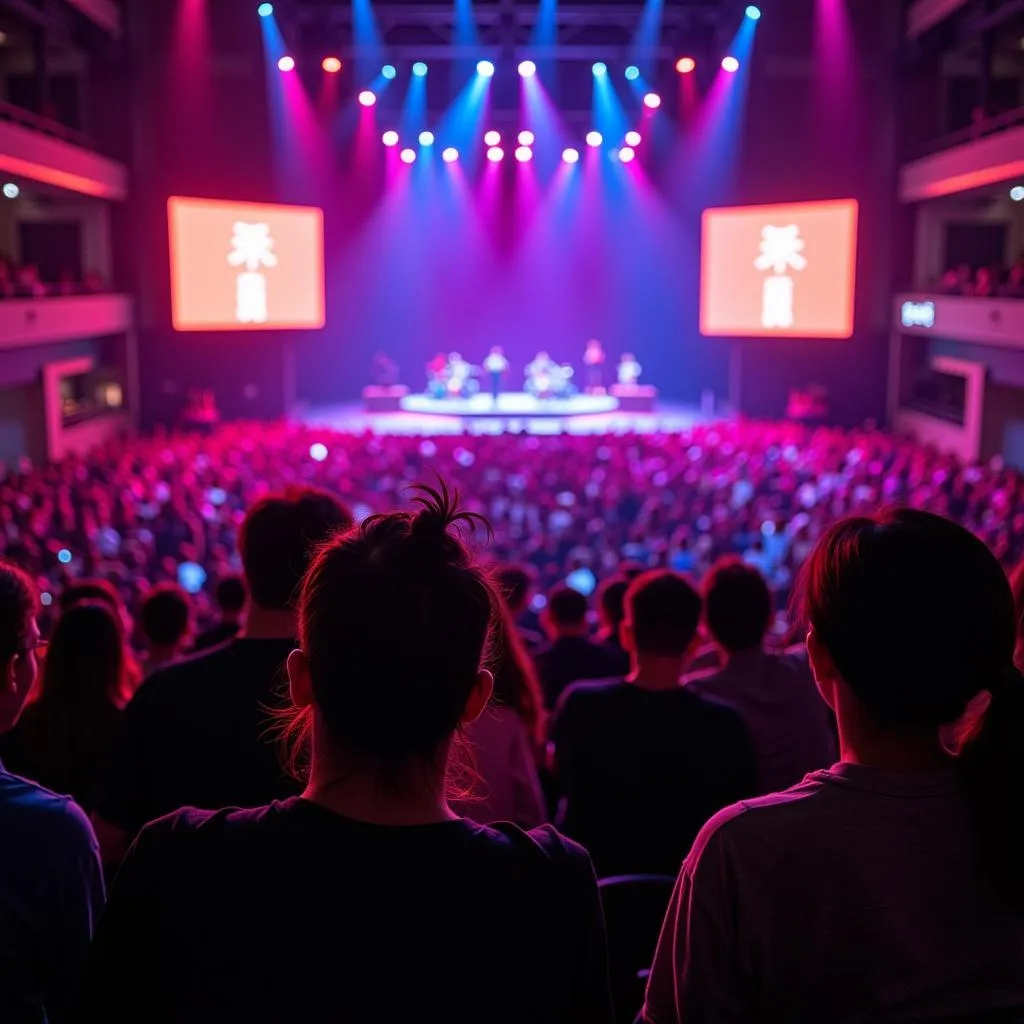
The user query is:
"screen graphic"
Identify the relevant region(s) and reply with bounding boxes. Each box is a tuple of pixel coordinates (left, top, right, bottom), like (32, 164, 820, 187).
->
(700, 199, 858, 339)
(168, 197, 325, 331)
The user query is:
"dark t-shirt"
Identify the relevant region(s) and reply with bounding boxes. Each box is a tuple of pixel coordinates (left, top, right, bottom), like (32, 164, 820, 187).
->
(78, 800, 614, 1024)
(97, 638, 299, 834)
(191, 620, 240, 652)
(552, 680, 757, 877)
(534, 637, 628, 708)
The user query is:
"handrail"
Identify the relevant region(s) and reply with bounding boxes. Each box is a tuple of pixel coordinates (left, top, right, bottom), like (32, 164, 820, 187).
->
(0, 100, 101, 154)
(909, 104, 1024, 161)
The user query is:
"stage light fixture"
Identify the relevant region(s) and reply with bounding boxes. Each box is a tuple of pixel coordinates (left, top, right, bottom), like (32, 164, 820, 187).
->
(418, 130, 435, 146)
(746, 5, 761, 20)
(400, 148, 417, 164)
(412, 62, 428, 77)
(619, 146, 636, 163)
(382, 64, 397, 79)
(562, 148, 580, 164)
(586, 130, 603, 148)
(487, 146, 504, 163)
(518, 130, 535, 146)
(309, 443, 329, 462)
(518, 60, 537, 78)
(721, 56, 740, 73)
(442, 147, 459, 163)
(477, 60, 495, 78)
(2, 182, 19, 200)
(643, 92, 661, 109)
(382, 130, 400, 147)
(358, 90, 377, 106)
(277, 55, 295, 72)
(676, 56, 696, 74)
(322, 57, 342, 73)
(625, 65, 640, 81)
(483, 129, 501, 146)
(1011, 186, 1024, 202)
(515, 146, 533, 163)
(592, 62, 607, 77)
(257, 2, 273, 16)
(625, 130, 641, 147)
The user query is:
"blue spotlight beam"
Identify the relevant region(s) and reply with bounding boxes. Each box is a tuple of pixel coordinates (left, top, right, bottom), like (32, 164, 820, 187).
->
(351, 0, 383, 81)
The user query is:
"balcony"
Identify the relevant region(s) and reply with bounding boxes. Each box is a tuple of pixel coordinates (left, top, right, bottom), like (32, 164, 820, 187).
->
(64, 0, 122, 38)
(906, 0, 971, 40)
(0, 103, 127, 201)
(0, 294, 133, 351)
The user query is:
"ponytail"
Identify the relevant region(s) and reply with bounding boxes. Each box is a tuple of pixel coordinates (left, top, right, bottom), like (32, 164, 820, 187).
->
(957, 668, 1024, 914)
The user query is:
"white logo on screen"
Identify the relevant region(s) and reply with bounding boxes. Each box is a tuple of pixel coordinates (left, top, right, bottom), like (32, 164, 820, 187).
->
(901, 300, 935, 329)
(754, 224, 806, 329)
(227, 221, 278, 324)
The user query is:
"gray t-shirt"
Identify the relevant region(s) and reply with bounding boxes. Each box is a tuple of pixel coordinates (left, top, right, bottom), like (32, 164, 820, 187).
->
(644, 763, 1024, 1024)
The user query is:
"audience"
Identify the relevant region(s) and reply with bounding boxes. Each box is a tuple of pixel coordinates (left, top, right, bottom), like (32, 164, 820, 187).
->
(495, 563, 544, 649)
(644, 509, 1024, 1023)
(78, 484, 614, 1023)
(92, 487, 351, 867)
(193, 573, 246, 651)
(138, 582, 191, 675)
(595, 576, 629, 659)
(2, 602, 125, 813)
(535, 586, 628, 708)
(0, 257, 107, 300)
(0, 561, 104, 1023)
(550, 571, 756, 877)
(686, 557, 836, 793)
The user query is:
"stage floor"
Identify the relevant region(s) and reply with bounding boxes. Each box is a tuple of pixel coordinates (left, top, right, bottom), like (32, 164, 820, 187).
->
(296, 399, 712, 436)
(401, 392, 620, 418)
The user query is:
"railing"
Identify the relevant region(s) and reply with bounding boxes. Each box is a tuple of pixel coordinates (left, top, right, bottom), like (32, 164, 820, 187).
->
(0, 100, 102, 156)
(909, 104, 1024, 162)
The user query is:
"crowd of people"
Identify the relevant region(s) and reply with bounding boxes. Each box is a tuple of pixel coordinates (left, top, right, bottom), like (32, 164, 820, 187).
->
(1, 420, 1024, 1021)
(937, 257, 1024, 298)
(0, 258, 106, 300)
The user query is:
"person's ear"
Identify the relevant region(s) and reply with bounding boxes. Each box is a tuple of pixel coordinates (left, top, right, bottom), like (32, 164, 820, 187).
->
(806, 628, 837, 711)
(460, 668, 494, 726)
(287, 649, 313, 710)
(619, 619, 635, 655)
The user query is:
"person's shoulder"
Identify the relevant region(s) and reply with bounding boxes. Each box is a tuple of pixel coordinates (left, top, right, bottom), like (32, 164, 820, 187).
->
(683, 664, 723, 693)
(473, 820, 595, 877)
(554, 677, 627, 717)
(0, 771, 97, 851)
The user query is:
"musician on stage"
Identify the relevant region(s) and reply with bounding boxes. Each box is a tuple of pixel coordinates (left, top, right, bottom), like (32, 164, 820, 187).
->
(617, 352, 643, 387)
(445, 352, 474, 398)
(583, 339, 606, 393)
(482, 346, 509, 402)
(524, 351, 555, 398)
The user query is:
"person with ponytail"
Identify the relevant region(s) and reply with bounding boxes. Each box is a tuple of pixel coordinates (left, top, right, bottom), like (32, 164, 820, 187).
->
(79, 483, 613, 1024)
(644, 509, 1024, 1024)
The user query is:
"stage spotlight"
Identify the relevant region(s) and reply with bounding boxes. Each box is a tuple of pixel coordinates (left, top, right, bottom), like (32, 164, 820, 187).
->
(515, 146, 533, 163)
(625, 130, 641, 147)
(442, 147, 459, 163)
(592, 62, 607, 77)
(619, 146, 636, 163)
(746, 5, 761, 19)
(477, 60, 495, 78)
(487, 146, 505, 163)
(358, 90, 377, 107)
(277, 55, 295, 72)
(676, 56, 696, 74)
(625, 65, 640, 81)
(518, 60, 537, 78)
(382, 64, 397, 79)
(322, 57, 342, 73)
(483, 129, 501, 146)
(412, 62, 428, 77)
(2, 182, 19, 200)
(257, 2, 273, 16)
(382, 130, 399, 147)
(309, 443, 329, 462)
(418, 130, 435, 146)
(643, 92, 661, 109)
(400, 148, 417, 164)
(1011, 186, 1024, 202)
(518, 130, 535, 146)
(586, 130, 603, 147)
(721, 56, 740, 73)
(562, 147, 580, 164)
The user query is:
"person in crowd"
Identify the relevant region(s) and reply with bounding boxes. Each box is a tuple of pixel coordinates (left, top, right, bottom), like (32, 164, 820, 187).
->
(15, 264, 47, 298)
(2, 602, 125, 812)
(595, 576, 629, 659)
(686, 557, 836, 793)
(193, 573, 246, 651)
(535, 586, 627, 708)
(138, 582, 192, 675)
(0, 258, 16, 299)
(0, 561, 104, 1023)
(495, 563, 544, 650)
(78, 483, 613, 1024)
(452, 601, 547, 828)
(550, 571, 756, 877)
(93, 487, 352, 867)
(644, 509, 1024, 1023)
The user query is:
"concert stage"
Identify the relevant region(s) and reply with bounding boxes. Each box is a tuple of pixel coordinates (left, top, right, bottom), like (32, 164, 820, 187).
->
(402, 392, 621, 418)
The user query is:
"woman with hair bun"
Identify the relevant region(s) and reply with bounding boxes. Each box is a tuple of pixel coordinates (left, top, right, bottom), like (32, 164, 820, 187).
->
(79, 483, 613, 1024)
(644, 509, 1024, 1024)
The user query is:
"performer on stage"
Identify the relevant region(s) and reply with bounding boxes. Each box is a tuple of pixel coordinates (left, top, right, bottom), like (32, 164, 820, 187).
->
(445, 352, 474, 398)
(524, 351, 556, 398)
(482, 346, 509, 402)
(617, 352, 643, 387)
(583, 339, 606, 393)
(426, 352, 447, 398)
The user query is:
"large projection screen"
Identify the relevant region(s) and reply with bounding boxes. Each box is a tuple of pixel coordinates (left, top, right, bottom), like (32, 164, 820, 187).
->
(700, 199, 858, 339)
(169, 197, 325, 332)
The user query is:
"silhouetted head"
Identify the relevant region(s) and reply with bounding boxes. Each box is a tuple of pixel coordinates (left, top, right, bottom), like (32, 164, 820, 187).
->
(703, 557, 772, 654)
(140, 583, 191, 651)
(0, 561, 39, 732)
(214, 573, 247, 615)
(40, 601, 124, 707)
(544, 586, 588, 637)
(623, 570, 702, 659)
(597, 576, 629, 635)
(495, 563, 535, 617)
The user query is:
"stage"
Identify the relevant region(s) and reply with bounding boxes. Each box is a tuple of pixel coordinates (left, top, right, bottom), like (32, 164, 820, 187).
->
(402, 392, 620, 418)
